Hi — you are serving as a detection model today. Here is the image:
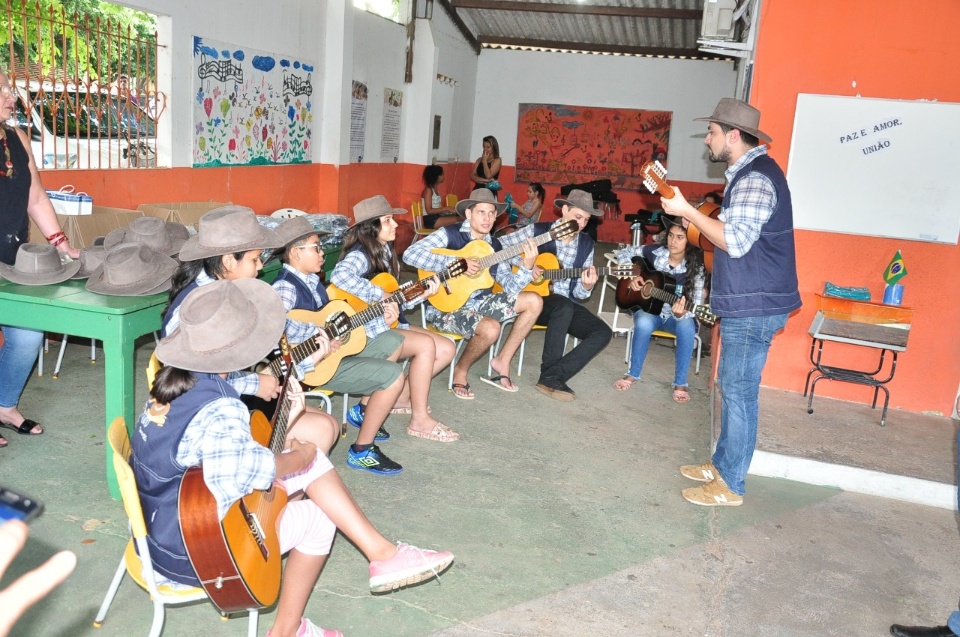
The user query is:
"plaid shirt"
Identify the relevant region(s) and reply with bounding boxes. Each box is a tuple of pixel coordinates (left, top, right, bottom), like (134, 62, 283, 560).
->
(164, 270, 262, 395)
(499, 221, 594, 301)
(614, 244, 705, 320)
(402, 219, 533, 322)
(272, 264, 330, 376)
(329, 247, 416, 339)
(721, 145, 779, 259)
(172, 396, 276, 521)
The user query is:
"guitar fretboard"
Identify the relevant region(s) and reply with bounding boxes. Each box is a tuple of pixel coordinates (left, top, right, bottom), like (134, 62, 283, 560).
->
(475, 222, 576, 271)
(646, 286, 698, 315)
(541, 266, 634, 281)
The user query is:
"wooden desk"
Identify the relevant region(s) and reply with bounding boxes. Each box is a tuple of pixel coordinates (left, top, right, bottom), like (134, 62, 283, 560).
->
(0, 279, 165, 498)
(803, 311, 909, 426)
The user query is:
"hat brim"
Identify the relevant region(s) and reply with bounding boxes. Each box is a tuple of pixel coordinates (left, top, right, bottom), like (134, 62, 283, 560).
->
(693, 115, 772, 143)
(156, 279, 286, 373)
(554, 198, 603, 217)
(177, 225, 284, 261)
(0, 259, 82, 285)
(347, 207, 407, 229)
(85, 255, 178, 296)
(455, 199, 507, 215)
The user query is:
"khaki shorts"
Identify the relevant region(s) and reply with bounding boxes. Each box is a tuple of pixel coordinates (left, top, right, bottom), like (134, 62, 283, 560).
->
(320, 330, 403, 395)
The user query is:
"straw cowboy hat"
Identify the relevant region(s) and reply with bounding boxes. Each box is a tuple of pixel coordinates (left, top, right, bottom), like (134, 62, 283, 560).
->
(554, 189, 602, 217)
(349, 195, 406, 228)
(85, 242, 178, 296)
(455, 188, 507, 215)
(178, 205, 284, 261)
(0, 244, 81, 285)
(275, 215, 331, 247)
(695, 97, 772, 143)
(70, 245, 106, 280)
(156, 278, 286, 373)
(103, 216, 190, 257)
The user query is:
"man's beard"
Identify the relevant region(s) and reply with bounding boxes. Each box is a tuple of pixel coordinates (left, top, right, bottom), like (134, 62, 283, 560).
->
(708, 146, 731, 163)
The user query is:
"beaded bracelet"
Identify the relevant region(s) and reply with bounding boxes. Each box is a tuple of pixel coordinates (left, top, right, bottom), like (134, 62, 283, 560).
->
(46, 231, 68, 248)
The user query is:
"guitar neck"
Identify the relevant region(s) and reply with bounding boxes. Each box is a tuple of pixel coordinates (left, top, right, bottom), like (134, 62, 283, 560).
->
(476, 231, 560, 270)
(541, 266, 622, 280)
(647, 286, 696, 314)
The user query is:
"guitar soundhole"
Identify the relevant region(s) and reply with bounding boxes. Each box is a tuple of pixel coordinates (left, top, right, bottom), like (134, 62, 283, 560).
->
(641, 281, 655, 299)
(340, 332, 351, 345)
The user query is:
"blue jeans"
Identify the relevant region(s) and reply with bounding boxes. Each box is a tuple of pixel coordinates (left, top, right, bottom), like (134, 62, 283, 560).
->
(0, 326, 43, 408)
(627, 310, 696, 388)
(712, 314, 788, 496)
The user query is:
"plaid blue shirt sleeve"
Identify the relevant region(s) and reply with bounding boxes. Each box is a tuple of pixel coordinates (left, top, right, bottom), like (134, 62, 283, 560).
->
(175, 397, 276, 521)
(722, 146, 779, 259)
(272, 276, 319, 374)
(330, 250, 389, 338)
(401, 223, 456, 272)
(614, 245, 645, 265)
(226, 371, 260, 396)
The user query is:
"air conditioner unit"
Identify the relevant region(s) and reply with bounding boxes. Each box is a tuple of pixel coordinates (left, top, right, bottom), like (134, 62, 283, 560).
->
(701, 0, 738, 41)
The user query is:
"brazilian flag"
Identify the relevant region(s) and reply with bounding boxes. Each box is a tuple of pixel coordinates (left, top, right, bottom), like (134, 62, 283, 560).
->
(883, 250, 907, 285)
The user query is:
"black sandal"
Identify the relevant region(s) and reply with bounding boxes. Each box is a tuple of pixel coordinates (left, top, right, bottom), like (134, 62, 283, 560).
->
(0, 419, 43, 436)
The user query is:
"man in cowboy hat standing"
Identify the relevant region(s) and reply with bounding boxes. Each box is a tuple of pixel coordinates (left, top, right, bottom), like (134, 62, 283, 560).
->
(661, 98, 801, 507)
(498, 189, 612, 401)
(402, 188, 542, 398)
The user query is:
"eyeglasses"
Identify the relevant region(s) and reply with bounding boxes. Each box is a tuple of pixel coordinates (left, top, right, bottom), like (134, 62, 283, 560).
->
(295, 243, 323, 253)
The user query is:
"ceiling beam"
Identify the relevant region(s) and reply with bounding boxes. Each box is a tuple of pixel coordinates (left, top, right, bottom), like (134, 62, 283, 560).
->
(437, 0, 482, 55)
(478, 36, 726, 58)
(451, 1, 701, 20)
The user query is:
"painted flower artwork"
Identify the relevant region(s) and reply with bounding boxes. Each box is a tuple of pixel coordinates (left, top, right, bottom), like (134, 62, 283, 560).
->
(192, 36, 314, 167)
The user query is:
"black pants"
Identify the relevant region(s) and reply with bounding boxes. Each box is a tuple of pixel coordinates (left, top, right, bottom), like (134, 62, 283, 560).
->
(535, 294, 612, 385)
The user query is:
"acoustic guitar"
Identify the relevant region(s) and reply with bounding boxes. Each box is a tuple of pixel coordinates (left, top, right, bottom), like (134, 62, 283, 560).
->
(506, 253, 640, 297)
(178, 337, 295, 613)
(615, 258, 718, 325)
(640, 160, 721, 271)
(418, 220, 579, 313)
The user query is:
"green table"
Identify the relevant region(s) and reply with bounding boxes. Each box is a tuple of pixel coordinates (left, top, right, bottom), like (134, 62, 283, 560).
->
(0, 279, 165, 499)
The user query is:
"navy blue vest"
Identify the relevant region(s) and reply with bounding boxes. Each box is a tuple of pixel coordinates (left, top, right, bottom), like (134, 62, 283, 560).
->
(534, 221, 594, 298)
(274, 265, 329, 311)
(441, 225, 503, 299)
(131, 373, 238, 586)
(0, 130, 32, 266)
(712, 154, 802, 318)
(161, 280, 200, 336)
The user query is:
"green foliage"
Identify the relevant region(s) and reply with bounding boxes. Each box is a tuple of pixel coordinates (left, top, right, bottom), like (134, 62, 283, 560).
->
(0, 0, 157, 85)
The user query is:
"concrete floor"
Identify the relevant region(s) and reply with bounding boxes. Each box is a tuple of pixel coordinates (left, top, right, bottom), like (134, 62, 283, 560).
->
(3, 248, 959, 636)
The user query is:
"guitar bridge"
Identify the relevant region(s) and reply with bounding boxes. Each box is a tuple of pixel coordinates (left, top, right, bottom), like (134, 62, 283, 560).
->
(238, 499, 269, 560)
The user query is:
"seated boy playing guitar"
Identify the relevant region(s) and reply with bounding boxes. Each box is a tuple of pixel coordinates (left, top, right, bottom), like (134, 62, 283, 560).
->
(402, 188, 541, 399)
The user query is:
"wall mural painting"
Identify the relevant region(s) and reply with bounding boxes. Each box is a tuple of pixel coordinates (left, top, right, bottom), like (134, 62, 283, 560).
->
(192, 36, 314, 167)
(515, 103, 672, 190)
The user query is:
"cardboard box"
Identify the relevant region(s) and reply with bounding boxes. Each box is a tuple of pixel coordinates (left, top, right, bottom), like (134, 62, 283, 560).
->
(29, 206, 143, 249)
(138, 202, 231, 228)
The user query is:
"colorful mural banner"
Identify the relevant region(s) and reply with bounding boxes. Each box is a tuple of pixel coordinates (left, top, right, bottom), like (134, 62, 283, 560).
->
(192, 36, 314, 167)
(515, 103, 672, 190)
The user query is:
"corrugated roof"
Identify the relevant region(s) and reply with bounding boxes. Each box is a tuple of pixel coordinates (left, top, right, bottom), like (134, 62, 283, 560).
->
(444, 0, 729, 59)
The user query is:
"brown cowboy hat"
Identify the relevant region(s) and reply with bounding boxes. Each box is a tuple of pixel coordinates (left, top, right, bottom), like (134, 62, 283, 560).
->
(70, 245, 107, 280)
(554, 189, 602, 217)
(695, 97, 772, 143)
(178, 205, 284, 261)
(275, 215, 332, 247)
(85, 243, 178, 297)
(456, 188, 507, 215)
(103, 216, 190, 257)
(660, 212, 684, 229)
(156, 278, 286, 373)
(0, 244, 81, 285)
(349, 195, 406, 228)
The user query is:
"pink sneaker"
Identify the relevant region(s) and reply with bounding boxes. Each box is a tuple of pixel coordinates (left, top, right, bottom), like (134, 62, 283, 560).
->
(368, 542, 455, 593)
(266, 618, 343, 637)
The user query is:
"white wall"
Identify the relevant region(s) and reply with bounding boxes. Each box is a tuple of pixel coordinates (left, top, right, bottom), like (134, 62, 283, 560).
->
(473, 49, 738, 183)
(428, 8, 479, 165)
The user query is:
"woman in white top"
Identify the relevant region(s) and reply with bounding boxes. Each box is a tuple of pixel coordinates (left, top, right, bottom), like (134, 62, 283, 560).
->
(420, 165, 461, 229)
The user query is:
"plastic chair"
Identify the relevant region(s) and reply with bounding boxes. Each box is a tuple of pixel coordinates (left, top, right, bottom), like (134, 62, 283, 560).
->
(146, 351, 162, 391)
(445, 194, 458, 208)
(38, 336, 97, 379)
(270, 208, 307, 219)
(94, 418, 259, 637)
(410, 200, 435, 244)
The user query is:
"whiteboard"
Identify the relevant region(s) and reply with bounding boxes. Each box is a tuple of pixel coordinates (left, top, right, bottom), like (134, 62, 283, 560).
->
(787, 94, 960, 244)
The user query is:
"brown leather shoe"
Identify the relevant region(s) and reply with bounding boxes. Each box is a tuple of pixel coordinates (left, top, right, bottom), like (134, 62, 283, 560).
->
(890, 625, 957, 637)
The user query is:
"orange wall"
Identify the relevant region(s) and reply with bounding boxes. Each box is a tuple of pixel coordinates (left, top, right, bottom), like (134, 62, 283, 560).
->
(752, 0, 960, 414)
